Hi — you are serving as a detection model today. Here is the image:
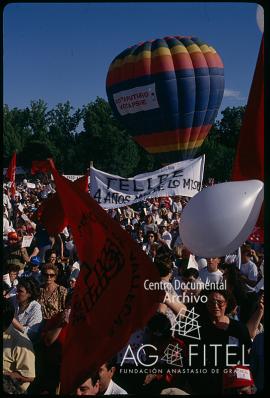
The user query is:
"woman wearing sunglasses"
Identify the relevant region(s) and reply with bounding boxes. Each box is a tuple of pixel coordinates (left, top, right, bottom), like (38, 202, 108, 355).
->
(38, 264, 67, 320)
(187, 289, 252, 395)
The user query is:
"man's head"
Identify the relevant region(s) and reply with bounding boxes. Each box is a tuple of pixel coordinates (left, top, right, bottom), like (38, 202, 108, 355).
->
(206, 257, 221, 272)
(98, 358, 117, 393)
(7, 264, 20, 282)
(8, 231, 19, 244)
(241, 249, 253, 264)
(75, 372, 99, 396)
(223, 366, 255, 395)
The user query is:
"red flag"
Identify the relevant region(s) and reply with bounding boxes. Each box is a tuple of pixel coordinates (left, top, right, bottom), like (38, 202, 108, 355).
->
(49, 162, 163, 394)
(31, 159, 53, 174)
(231, 36, 264, 181)
(231, 36, 264, 228)
(6, 152, 16, 198)
(247, 226, 264, 244)
(37, 175, 89, 235)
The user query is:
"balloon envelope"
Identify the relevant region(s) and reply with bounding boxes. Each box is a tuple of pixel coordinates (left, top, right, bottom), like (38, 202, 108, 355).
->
(256, 5, 264, 33)
(106, 36, 224, 164)
(179, 180, 264, 257)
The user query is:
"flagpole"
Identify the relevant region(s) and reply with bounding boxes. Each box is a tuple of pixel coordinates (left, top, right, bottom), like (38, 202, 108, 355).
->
(89, 161, 93, 194)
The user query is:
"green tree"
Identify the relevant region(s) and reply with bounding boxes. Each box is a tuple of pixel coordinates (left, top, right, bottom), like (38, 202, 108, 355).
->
(217, 106, 246, 148)
(3, 105, 32, 162)
(199, 106, 246, 181)
(47, 101, 82, 139)
(78, 98, 142, 176)
(27, 99, 49, 139)
(18, 139, 59, 169)
(47, 101, 82, 172)
(3, 98, 246, 180)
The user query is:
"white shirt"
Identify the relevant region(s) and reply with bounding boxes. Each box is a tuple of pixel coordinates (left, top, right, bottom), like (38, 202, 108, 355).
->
(3, 193, 12, 210)
(152, 213, 163, 225)
(161, 231, 172, 248)
(14, 300, 43, 341)
(172, 201, 182, 213)
(240, 260, 258, 281)
(3, 216, 12, 236)
(104, 380, 127, 395)
(240, 260, 258, 292)
(199, 267, 223, 284)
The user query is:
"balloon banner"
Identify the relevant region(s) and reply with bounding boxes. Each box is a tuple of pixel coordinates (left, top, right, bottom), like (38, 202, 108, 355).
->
(106, 36, 224, 163)
(179, 180, 264, 257)
(90, 156, 205, 209)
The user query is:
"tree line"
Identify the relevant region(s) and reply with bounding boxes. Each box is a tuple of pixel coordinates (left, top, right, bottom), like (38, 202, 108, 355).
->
(3, 98, 246, 182)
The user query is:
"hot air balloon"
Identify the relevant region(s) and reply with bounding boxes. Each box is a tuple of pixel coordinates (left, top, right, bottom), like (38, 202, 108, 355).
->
(106, 36, 224, 164)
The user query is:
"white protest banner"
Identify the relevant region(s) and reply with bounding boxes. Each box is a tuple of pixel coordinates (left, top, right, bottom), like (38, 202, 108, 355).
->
(56, 175, 91, 184)
(27, 182, 36, 189)
(63, 175, 84, 182)
(21, 235, 33, 248)
(90, 155, 205, 209)
(51, 174, 89, 183)
(3, 166, 27, 175)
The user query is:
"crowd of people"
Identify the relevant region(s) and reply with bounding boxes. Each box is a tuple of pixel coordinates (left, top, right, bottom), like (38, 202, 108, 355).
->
(3, 174, 264, 395)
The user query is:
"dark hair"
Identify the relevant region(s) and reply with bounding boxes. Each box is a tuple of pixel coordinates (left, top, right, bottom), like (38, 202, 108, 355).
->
(75, 370, 99, 393)
(17, 276, 40, 301)
(154, 256, 173, 277)
(89, 370, 99, 386)
(7, 264, 20, 273)
(146, 231, 157, 240)
(3, 298, 15, 331)
(205, 288, 237, 315)
(41, 263, 59, 277)
(182, 268, 199, 279)
(147, 312, 172, 338)
(156, 244, 173, 260)
(104, 356, 117, 371)
(44, 248, 57, 263)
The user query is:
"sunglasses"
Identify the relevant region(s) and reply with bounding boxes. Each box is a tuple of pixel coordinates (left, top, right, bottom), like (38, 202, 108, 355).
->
(208, 299, 226, 307)
(43, 273, 56, 278)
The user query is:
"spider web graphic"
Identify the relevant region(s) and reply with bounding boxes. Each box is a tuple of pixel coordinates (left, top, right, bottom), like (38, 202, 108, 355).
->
(171, 307, 201, 340)
(161, 343, 183, 367)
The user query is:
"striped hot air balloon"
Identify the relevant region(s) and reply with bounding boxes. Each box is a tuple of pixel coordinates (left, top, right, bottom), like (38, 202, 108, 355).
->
(106, 36, 224, 164)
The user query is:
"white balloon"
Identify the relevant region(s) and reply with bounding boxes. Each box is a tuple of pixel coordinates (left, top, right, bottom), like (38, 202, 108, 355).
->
(179, 180, 264, 258)
(256, 5, 264, 33)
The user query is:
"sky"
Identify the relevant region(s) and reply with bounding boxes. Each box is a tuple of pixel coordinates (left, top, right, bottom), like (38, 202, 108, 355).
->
(3, 2, 263, 121)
